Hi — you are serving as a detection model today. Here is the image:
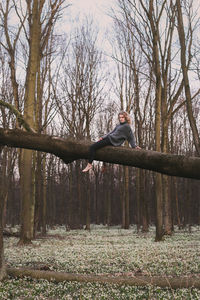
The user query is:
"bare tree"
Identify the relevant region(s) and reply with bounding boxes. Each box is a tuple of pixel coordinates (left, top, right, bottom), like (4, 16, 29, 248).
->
(176, 0, 200, 155)
(0, 1, 67, 280)
(56, 18, 107, 229)
(57, 19, 105, 140)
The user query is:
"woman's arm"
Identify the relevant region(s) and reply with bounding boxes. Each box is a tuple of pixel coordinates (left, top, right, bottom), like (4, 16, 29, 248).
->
(128, 127, 141, 149)
(101, 125, 118, 139)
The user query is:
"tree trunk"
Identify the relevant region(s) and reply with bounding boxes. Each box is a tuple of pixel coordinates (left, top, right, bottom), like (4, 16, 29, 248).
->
(120, 166, 126, 228)
(174, 178, 181, 229)
(163, 175, 172, 235)
(154, 70, 163, 241)
(19, 149, 35, 244)
(0, 148, 6, 280)
(185, 179, 192, 228)
(155, 174, 163, 241)
(7, 267, 200, 288)
(34, 152, 43, 234)
(124, 165, 130, 229)
(148, 0, 164, 240)
(85, 175, 91, 230)
(162, 114, 173, 235)
(19, 0, 41, 244)
(176, 0, 200, 156)
(0, 223, 6, 281)
(106, 167, 112, 227)
(0, 128, 199, 179)
(95, 171, 100, 224)
(136, 169, 141, 232)
(140, 169, 148, 232)
(67, 164, 73, 228)
(76, 161, 83, 227)
(41, 155, 47, 235)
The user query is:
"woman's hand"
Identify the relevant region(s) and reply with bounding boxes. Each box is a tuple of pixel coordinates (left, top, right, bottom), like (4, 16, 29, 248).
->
(135, 145, 141, 150)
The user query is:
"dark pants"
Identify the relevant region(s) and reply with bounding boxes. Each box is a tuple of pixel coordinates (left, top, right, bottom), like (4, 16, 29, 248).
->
(89, 137, 112, 163)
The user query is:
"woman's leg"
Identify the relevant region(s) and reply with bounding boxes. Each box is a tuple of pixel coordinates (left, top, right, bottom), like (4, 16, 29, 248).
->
(88, 137, 111, 163)
(82, 137, 111, 172)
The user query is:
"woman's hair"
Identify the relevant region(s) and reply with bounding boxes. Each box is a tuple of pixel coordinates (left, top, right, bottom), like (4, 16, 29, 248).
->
(118, 111, 131, 124)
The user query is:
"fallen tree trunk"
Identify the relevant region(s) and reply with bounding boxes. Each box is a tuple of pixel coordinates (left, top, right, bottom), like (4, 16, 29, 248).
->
(3, 229, 20, 238)
(0, 128, 200, 179)
(7, 267, 200, 289)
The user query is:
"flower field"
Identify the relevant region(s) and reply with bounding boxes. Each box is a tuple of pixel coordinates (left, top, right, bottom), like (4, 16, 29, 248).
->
(1, 225, 200, 299)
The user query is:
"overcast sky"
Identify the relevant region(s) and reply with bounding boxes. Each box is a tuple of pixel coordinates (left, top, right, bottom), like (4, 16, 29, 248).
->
(63, 0, 115, 37)
(61, 0, 116, 56)
(67, 0, 115, 23)
(60, 0, 200, 89)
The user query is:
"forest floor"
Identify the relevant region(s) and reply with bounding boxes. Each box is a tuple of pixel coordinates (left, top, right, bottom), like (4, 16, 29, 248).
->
(1, 225, 200, 299)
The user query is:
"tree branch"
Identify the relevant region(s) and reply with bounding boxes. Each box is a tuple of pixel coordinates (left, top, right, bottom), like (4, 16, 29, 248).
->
(0, 101, 35, 133)
(0, 128, 199, 179)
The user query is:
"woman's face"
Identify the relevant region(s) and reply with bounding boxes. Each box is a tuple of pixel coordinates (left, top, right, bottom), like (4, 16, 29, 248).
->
(119, 114, 125, 123)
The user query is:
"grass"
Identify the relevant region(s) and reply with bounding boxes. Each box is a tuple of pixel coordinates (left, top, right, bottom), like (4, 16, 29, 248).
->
(1, 225, 200, 299)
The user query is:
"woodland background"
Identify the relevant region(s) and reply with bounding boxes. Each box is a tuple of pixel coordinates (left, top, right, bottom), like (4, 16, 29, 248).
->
(0, 0, 200, 248)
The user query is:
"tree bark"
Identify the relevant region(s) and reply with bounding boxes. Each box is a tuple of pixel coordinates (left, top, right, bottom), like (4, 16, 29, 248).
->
(34, 151, 43, 234)
(19, 149, 35, 244)
(147, 0, 165, 241)
(7, 267, 200, 289)
(0, 148, 6, 280)
(124, 165, 130, 229)
(19, 0, 41, 244)
(85, 175, 91, 231)
(163, 175, 172, 235)
(176, 0, 200, 156)
(42, 156, 47, 235)
(0, 128, 200, 179)
(0, 225, 6, 281)
(136, 169, 141, 232)
(140, 170, 148, 232)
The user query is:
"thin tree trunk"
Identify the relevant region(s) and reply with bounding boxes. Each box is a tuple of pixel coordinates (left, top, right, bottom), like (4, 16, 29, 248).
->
(0, 148, 6, 280)
(155, 174, 163, 241)
(176, 0, 200, 156)
(106, 166, 112, 227)
(0, 197, 6, 280)
(140, 169, 148, 232)
(124, 165, 130, 229)
(163, 175, 172, 235)
(76, 161, 82, 227)
(162, 115, 173, 235)
(85, 174, 91, 231)
(149, 0, 164, 241)
(34, 152, 42, 235)
(120, 166, 126, 228)
(185, 179, 192, 228)
(42, 156, 47, 235)
(95, 172, 100, 224)
(136, 169, 141, 232)
(0, 221, 6, 281)
(67, 164, 73, 228)
(174, 178, 181, 229)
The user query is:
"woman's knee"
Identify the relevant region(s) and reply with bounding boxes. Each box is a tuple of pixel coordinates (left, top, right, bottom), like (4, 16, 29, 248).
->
(90, 142, 99, 151)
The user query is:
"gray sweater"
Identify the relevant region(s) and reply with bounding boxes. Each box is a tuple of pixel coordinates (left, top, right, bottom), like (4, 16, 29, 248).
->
(103, 122, 137, 148)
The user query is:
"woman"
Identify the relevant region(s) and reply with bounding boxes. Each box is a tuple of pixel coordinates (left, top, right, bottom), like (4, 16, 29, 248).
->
(82, 111, 141, 172)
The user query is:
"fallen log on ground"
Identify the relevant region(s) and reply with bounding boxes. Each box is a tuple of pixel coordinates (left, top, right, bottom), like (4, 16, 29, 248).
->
(0, 128, 200, 179)
(7, 267, 200, 289)
(3, 229, 20, 238)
